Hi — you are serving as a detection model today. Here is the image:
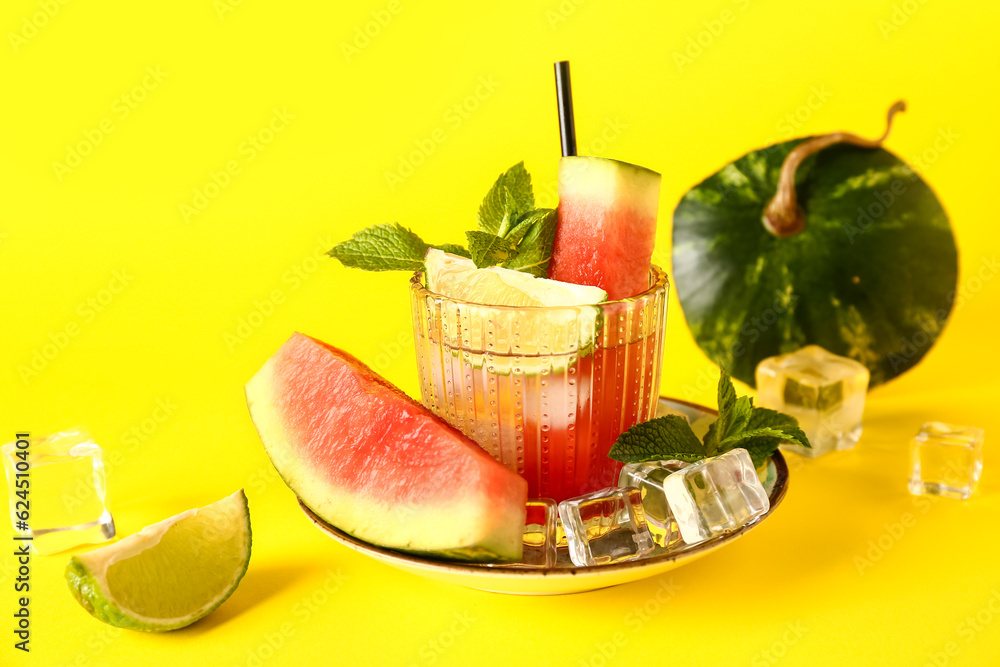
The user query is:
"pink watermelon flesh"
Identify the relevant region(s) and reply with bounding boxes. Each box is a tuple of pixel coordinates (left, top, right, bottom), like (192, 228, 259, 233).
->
(549, 156, 661, 300)
(245, 333, 528, 562)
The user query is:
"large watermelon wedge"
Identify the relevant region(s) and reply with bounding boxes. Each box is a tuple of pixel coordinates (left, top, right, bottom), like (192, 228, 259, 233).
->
(245, 333, 528, 562)
(549, 156, 661, 300)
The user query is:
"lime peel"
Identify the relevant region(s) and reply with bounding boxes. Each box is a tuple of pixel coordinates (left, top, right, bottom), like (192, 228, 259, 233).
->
(424, 248, 606, 307)
(66, 489, 251, 632)
(422, 249, 606, 371)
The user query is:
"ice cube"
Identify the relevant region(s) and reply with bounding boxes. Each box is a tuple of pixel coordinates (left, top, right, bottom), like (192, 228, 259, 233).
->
(557, 487, 653, 566)
(908, 422, 984, 500)
(514, 498, 558, 568)
(756, 345, 870, 457)
(662, 448, 769, 545)
(1, 429, 115, 555)
(618, 460, 690, 550)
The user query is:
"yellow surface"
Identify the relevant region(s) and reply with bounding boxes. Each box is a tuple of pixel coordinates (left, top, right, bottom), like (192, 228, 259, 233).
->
(1, 0, 998, 664)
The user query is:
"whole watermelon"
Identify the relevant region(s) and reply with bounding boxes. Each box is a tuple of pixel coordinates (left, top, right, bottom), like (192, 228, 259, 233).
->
(672, 119, 958, 388)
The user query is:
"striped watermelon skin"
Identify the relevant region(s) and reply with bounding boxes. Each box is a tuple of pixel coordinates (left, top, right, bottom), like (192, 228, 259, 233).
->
(549, 157, 661, 300)
(245, 333, 527, 562)
(672, 140, 957, 387)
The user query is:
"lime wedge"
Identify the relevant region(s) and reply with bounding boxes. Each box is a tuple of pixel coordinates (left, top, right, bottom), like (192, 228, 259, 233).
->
(424, 249, 607, 306)
(66, 490, 251, 632)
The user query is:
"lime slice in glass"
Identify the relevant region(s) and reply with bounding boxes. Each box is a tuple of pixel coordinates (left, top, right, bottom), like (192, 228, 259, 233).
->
(65, 490, 251, 631)
(424, 249, 606, 307)
(423, 249, 608, 372)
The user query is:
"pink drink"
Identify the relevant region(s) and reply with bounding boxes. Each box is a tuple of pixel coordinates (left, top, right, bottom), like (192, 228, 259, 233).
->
(410, 267, 668, 501)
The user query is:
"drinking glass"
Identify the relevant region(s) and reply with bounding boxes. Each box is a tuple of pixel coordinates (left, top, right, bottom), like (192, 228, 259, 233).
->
(410, 266, 668, 501)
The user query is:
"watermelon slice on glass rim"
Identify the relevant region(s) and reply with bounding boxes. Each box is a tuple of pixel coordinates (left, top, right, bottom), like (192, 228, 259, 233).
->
(549, 156, 662, 301)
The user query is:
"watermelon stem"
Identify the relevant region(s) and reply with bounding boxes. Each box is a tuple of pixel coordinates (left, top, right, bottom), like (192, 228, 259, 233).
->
(762, 100, 907, 238)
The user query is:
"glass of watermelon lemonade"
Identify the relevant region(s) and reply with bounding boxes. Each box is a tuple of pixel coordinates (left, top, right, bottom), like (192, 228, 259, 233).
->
(410, 266, 668, 502)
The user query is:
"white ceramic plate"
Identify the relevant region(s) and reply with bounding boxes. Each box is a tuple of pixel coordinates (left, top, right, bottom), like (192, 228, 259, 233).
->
(300, 397, 789, 595)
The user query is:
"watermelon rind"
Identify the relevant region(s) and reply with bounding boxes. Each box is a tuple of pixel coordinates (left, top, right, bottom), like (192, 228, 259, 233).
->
(672, 139, 957, 387)
(552, 156, 662, 301)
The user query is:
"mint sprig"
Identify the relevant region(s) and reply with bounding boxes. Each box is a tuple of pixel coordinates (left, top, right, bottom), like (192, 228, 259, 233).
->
(502, 209, 556, 277)
(432, 243, 472, 259)
(478, 163, 533, 234)
(610, 415, 715, 465)
(325, 223, 451, 272)
(608, 368, 811, 468)
(328, 162, 556, 277)
(466, 230, 519, 268)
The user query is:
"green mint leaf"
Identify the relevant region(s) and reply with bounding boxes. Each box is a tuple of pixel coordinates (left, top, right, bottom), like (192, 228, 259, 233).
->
(506, 208, 554, 246)
(495, 189, 517, 238)
(684, 373, 814, 468)
(703, 418, 720, 454)
(503, 212, 538, 247)
(502, 208, 557, 278)
(431, 243, 471, 258)
(720, 427, 803, 449)
(735, 436, 781, 469)
(466, 231, 519, 268)
(720, 424, 807, 470)
(717, 367, 737, 420)
(747, 407, 811, 449)
(732, 432, 802, 469)
(478, 162, 533, 235)
(708, 368, 751, 453)
(608, 415, 709, 464)
(328, 223, 428, 271)
(718, 407, 812, 468)
(723, 396, 753, 440)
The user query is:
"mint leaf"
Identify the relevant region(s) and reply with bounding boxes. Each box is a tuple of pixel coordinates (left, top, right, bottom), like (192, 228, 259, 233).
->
(478, 162, 533, 235)
(703, 418, 721, 454)
(431, 243, 471, 258)
(609, 415, 709, 464)
(328, 224, 470, 271)
(717, 367, 737, 418)
(330, 160, 552, 276)
(723, 396, 753, 440)
(328, 223, 429, 271)
(495, 188, 517, 238)
(502, 208, 557, 278)
(737, 432, 800, 469)
(725, 407, 812, 467)
(747, 407, 810, 448)
(709, 368, 752, 453)
(606, 367, 814, 471)
(720, 427, 802, 449)
(466, 231, 519, 268)
(503, 212, 538, 246)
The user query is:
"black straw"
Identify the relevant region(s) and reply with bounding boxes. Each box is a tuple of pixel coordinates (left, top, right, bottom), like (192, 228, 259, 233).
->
(554, 61, 577, 157)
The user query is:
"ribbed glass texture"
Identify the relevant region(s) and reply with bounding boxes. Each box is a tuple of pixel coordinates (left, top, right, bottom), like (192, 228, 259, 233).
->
(410, 267, 669, 501)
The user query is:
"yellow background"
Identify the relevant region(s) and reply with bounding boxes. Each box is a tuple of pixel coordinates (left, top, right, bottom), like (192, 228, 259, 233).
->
(2, 0, 999, 664)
